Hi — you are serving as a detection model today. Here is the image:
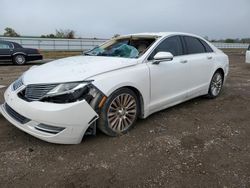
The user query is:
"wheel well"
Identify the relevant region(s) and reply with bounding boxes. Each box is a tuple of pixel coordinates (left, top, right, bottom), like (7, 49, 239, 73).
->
(12, 53, 27, 57)
(121, 86, 144, 118)
(215, 68, 225, 81)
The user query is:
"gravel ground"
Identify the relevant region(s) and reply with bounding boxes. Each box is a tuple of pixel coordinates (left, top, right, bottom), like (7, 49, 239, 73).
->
(0, 53, 249, 188)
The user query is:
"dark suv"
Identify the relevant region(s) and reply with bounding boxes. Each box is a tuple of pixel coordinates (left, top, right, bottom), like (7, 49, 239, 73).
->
(0, 40, 43, 65)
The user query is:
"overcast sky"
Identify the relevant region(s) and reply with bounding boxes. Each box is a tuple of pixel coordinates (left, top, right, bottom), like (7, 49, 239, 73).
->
(0, 0, 249, 39)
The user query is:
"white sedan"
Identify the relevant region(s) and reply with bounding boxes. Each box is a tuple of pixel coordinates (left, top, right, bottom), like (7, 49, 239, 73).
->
(0, 32, 229, 144)
(246, 45, 250, 63)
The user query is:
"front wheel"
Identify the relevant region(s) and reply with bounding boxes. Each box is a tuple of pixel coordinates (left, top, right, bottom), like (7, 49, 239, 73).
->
(207, 71, 224, 98)
(13, 55, 26, 65)
(98, 88, 139, 136)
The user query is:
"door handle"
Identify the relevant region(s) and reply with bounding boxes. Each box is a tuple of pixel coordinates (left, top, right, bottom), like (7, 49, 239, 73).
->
(207, 56, 213, 60)
(180, 60, 188, 64)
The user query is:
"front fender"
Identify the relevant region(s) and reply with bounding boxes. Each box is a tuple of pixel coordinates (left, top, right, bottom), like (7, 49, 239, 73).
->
(90, 63, 151, 117)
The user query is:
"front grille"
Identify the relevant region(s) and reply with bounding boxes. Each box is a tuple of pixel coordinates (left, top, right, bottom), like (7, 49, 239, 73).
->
(12, 77, 23, 91)
(4, 103, 30, 124)
(24, 84, 57, 101)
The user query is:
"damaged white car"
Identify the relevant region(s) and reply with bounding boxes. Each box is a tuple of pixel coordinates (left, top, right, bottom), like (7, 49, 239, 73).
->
(0, 32, 229, 144)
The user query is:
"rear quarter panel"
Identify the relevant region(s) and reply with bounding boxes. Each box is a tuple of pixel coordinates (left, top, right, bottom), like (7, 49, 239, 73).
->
(213, 50, 229, 79)
(202, 41, 229, 80)
(12, 48, 27, 56)
(12, 48, 42, 61)
(23, 48, 39, 54)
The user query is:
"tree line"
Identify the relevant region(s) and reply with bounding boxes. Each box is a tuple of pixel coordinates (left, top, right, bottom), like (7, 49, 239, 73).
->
(1, 27, 76, 39)
(210, 38, 250, 44)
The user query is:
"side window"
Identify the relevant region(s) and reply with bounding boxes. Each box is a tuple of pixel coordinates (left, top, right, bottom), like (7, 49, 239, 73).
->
(184, 36, 206, 54)
(0, 42, 11, 49)
(248, 45, 250, 51)
(149, 36, 183, 60)
(199, 39, 213, 53)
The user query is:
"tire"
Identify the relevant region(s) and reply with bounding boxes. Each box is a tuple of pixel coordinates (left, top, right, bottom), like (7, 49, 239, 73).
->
(206, 71, 224, 99)
(13, 54, 26, 65)
(98, 88, 139, 137)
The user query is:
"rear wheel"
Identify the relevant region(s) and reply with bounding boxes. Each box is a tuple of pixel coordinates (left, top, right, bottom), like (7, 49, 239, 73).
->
(207, 71, 224, 98)
(13, 55, 26, 65)
(98, 88, 139, 136)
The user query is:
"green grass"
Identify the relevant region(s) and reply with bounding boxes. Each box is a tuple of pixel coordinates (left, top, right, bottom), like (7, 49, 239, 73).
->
(41, 51, 82, 59)
(221, 48, 246, 55)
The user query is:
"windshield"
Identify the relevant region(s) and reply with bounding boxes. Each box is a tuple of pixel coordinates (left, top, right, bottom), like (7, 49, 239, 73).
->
(85, 36, 156, 58)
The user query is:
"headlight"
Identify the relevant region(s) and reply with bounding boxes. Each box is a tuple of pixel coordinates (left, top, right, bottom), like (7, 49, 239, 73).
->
(12, 76, 24, 91)
(46, 82, 88, 96)
(41, 82, 102, 104)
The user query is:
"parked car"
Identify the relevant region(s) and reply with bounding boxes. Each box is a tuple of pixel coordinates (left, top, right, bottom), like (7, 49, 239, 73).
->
(246, 45, 250, 63)
(0, 32, 229, 144)
(0, 40, 43, 65)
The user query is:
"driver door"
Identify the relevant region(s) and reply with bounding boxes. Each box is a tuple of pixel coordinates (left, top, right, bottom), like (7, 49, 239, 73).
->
(147, 36, 190, 112)
(0, 42, 12, 61)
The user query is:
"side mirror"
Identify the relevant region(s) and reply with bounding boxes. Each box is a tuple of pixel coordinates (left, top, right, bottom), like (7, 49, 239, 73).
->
(153, 52, 174, 64)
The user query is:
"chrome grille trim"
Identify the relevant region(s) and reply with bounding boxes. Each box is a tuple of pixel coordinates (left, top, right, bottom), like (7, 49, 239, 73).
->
(4, 103, 30, 124)
(24, 84, 57, 101)
(12, 77, 23, 91)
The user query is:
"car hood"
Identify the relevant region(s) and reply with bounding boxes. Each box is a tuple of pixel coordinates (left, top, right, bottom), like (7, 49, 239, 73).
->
(22, 56, 138, 85)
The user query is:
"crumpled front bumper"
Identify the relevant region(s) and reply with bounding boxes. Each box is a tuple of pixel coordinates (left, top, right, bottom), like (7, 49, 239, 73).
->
(0, 85, 98, 144)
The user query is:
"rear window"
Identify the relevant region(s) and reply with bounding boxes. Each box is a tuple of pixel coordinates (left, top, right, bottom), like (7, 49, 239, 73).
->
(11, 42, 22, 49)
(184, 36, 206, 54)
(199, 39, 213, 53)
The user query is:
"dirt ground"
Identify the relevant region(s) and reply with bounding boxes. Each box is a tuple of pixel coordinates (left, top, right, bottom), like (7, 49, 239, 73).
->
(0, 52, 249, 188)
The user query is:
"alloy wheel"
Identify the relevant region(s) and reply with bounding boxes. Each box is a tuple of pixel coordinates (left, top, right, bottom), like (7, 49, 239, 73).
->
(211, 72, 223, 96)
(15, 55, 25, 65)
(107, 93, 137, 133)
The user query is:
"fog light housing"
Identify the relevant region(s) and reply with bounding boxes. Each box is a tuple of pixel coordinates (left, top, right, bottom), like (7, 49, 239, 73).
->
(35, 124, 65, 134)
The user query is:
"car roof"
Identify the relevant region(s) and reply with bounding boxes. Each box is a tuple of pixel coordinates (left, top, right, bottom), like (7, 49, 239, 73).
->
(117, 32, 219, 53)
(122, 32, 203, 39)
(0, 40, 22, 48)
